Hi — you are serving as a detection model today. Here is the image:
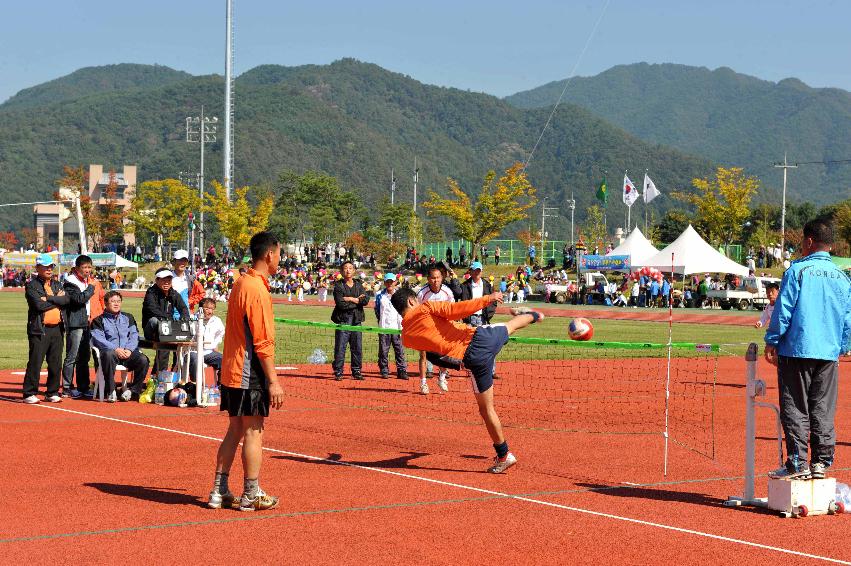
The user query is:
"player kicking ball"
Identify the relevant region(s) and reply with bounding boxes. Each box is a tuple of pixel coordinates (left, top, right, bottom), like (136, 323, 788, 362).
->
(390, 288, 544, 473)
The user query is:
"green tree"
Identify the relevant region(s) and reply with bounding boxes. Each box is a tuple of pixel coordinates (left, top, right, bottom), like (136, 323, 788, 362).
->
(423, 162, 537, 254)
(673, 166, 760, 246)
(205, 182, 274, 260)
(127, 178, 201, 255)
(271, 170, 363, 243)
(834, 200, 851, 251)
(655, 209, 690, 244)
(583, 205, 607, 249)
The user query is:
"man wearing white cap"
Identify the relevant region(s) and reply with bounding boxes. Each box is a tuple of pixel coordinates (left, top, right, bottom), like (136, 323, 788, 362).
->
(461, 261, 499, 379)
(23, 254, 69, 403)
(142, 268, 190, 376)
(374, 273, 408, 379)
(171, 249, 204, 313)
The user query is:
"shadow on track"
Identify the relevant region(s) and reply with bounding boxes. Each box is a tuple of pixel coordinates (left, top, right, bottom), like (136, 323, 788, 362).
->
(84, 482, 206, 507)
(273, 451, 480, 473)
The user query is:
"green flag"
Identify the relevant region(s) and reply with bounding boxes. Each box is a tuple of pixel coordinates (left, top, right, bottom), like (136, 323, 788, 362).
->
(596, 177, 608, 206)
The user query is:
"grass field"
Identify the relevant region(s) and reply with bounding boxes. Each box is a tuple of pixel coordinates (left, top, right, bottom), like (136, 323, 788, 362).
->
(0, 291, 764, 370)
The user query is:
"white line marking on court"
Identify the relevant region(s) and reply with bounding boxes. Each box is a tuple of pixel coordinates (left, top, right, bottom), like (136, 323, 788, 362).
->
(7, 398, 850, 565)
(621, 482, 640, 486)
(275, 366, 298, 370)
(10, 371, 45, 376)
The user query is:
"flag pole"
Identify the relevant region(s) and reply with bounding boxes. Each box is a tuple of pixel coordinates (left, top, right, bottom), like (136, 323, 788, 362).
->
(644, 169, 649, 234)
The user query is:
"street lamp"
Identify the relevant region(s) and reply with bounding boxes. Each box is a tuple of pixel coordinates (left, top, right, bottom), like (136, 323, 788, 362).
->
(567, 193, 576, 245)
(186, 107, 218, 255)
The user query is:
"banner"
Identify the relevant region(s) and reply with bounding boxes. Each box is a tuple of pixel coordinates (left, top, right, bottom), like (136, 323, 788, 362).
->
(579, 254, 630, 271)
(59, 252, 118, 267)
(1, 251, 60, 267)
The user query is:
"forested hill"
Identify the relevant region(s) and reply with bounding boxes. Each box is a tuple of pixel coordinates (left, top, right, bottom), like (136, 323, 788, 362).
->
(505, 63, 851, 205)
(0, 58, 712, 234)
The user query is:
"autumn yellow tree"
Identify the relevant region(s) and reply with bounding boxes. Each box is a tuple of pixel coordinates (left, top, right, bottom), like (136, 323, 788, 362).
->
(55, 165, 98, 247)
(127, 179, 201, 255)
(205, 181, 274, 259)
(673, 167, 760, 246)
(423, 162, 537, 253)
(835, 200, 851, 250)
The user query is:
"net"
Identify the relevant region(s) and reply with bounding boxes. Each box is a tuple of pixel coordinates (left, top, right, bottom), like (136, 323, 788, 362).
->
(274, 318, 719, 459)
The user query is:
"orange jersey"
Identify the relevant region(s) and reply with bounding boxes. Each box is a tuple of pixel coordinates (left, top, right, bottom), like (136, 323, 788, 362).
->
(88, 278, 105, 322)
(401, 295, 494, 360)
(220, 268, 275, 389)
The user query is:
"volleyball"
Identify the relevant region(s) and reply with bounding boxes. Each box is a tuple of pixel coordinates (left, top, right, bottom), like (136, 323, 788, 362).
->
(568, 318, 594, 341)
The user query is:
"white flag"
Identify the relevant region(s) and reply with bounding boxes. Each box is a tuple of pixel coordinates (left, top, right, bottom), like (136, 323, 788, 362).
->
(622, 174, 638, 207)
(643, 173, 661, 203)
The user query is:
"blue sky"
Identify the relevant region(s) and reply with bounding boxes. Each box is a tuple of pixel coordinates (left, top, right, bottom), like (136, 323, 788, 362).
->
(2, 0, 849, 103)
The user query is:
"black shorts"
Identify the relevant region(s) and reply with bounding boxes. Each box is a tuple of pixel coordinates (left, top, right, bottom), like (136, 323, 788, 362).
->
(462, 324, 509, 393)
(220, 386, 270, 417)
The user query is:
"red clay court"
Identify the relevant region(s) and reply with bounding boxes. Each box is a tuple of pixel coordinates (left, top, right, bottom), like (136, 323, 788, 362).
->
(2, 354, 850, 565)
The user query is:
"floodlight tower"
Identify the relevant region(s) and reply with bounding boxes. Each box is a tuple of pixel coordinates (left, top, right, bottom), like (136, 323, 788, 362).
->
(186, 106, 218, 254)
(223, 0, 235, 202)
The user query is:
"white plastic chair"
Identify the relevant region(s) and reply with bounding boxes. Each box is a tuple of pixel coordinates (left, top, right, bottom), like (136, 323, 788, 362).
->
(90, 346, 130, 401)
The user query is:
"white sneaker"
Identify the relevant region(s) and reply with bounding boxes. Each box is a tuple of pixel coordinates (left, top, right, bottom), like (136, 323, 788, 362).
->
(420, 381, 430, 395)
(208, 490, 236, 509)
(121, 389, 133, 402)
(45, 395, 62, 403)
(437, 372, 448, 392)
(23, 395, 40, 404)
(107, 391, 117, 403)
(487, 452, 517, 474)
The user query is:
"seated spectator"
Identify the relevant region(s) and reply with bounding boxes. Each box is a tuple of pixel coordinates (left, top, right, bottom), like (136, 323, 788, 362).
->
(90, 291, 150, 402)
(142, 268, 190, 377)
(189, 298, 225, 383)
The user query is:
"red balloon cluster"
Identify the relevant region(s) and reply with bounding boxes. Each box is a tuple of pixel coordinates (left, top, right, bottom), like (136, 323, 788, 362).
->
(631, 266, 665, 282)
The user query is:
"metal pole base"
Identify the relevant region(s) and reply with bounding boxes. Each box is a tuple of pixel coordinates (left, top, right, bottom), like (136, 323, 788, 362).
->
(724, 496, 769, 509)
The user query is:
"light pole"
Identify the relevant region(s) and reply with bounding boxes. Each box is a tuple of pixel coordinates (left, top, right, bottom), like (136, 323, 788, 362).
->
(412, 157, 419, 212)
(540, 197, 559, 264)
(773, 153, 797, 261)
(186, 107, 218, 255)
(568, 192, 576, 245)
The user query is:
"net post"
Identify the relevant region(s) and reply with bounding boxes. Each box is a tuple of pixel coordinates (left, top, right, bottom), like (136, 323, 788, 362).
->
(662, 252, 674, 476)
(724, 342, 769, 508)
(743, 342, 758, 500)
(195, 315, 205, 406)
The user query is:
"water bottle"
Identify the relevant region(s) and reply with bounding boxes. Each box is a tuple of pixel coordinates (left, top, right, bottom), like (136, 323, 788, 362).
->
(838, 482, 851, 506)
(155, 381, 166, 406)
(308, 348, 327, 364)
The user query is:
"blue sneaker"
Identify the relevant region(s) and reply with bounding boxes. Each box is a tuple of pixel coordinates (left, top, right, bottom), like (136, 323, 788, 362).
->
(70, 389, 82, 399)
(83, 390, 94, 399)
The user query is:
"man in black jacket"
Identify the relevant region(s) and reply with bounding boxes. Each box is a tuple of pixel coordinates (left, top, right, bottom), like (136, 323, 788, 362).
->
(460, 261, 500, 379)
(142, 268, 190, 376)
(331, 261, 368, 380)
(61, 254, 96, 399)
(23, 254, 69, 404)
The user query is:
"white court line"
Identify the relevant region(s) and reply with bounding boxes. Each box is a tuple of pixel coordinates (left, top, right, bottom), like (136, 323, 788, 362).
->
(10, 371, 46, 376)
(6, 398, 849, 565)
(275, 366, 298, 370)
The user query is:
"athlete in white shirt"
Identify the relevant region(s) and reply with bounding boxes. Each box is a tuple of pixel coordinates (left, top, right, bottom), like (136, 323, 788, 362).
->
(415, 267, 455, 394)
(189, 298, 225, 382)
(754, 282, 780, 329)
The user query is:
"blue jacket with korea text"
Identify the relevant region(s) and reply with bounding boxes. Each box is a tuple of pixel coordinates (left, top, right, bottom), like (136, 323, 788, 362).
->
(765, 251, 851, 361)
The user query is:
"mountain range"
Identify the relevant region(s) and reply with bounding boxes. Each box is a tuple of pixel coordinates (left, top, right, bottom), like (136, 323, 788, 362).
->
(506, 62, 851, 207)
(1, 59, 847, 240)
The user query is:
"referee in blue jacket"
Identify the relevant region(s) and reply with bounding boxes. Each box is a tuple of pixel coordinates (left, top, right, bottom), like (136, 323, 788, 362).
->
(764, 219, 851, 480)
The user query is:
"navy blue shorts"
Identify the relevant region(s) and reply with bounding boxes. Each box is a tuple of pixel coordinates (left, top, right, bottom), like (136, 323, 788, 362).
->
(462, 324, 509, 393)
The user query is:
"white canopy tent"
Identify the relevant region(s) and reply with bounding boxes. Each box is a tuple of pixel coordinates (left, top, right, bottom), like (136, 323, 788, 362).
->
(634, 224, 749, 276)
(605, 227, 659, 266)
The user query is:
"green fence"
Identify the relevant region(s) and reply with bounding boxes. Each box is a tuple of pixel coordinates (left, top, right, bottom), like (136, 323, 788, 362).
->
(420, 239, 571, 265)
(421, 240, 745, 266)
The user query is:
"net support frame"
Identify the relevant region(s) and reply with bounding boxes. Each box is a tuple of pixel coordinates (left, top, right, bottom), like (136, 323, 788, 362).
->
(724, 342, 784, 510)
